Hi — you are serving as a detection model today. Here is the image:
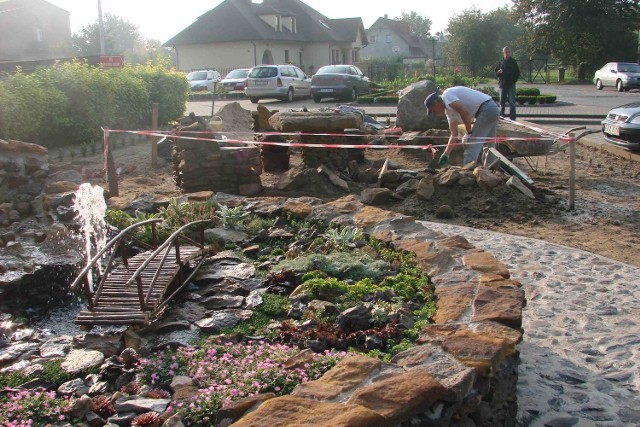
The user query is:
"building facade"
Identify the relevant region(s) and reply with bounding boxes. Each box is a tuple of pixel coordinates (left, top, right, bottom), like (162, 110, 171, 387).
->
(164, 0, 367, 75)
(0, 0, 71, 61)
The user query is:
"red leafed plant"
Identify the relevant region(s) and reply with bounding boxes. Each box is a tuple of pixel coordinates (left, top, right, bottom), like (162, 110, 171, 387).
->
(131, 411, 162, 427)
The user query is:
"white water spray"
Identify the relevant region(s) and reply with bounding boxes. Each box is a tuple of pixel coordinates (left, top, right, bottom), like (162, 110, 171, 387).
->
(73, 183, 108, 291)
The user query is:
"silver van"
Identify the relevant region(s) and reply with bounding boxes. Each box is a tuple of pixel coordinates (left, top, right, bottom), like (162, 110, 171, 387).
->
(244, 65, 311, 103)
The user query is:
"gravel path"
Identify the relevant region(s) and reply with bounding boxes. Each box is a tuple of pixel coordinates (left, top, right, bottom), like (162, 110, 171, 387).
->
(419, 221, 640, 427)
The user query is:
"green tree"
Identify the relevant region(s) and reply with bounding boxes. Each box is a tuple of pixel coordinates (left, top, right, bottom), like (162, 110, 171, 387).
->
(444, 7, 521, 77)
(513, 0, 640, 76)
(71, 13, 142, 59)
(396, 11, 432, 39)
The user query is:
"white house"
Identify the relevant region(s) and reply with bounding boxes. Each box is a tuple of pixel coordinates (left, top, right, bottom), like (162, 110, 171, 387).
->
(163, 0, 368, 75)
(361, 16, 431, 61)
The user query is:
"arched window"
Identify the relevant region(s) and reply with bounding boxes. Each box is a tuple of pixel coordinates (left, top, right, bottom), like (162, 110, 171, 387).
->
(262, 50, 274, 64)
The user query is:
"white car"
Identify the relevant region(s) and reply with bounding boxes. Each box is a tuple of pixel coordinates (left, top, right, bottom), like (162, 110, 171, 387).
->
(220, 68, 250, 92)
(186, 70, 222, 92)
(244, 64, 311, 103)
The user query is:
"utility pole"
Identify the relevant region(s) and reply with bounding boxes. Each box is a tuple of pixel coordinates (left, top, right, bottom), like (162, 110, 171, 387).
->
(97, 0, 106, 55)
(431, 37, 436, 79)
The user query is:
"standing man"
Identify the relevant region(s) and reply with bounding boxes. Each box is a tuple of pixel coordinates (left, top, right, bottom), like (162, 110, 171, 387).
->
(495, 46, 520, 120)
(424, 86, 500, 165)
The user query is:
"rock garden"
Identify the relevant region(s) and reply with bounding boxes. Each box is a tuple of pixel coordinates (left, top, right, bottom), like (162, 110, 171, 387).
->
(10, 77, 639, 427)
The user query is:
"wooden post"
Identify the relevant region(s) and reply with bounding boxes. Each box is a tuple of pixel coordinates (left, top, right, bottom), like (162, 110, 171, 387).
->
(568, 132, 575, 211)
(104, 129, 119, 197)
(211, 82, 217, 117)
(151, 103, 159, 167)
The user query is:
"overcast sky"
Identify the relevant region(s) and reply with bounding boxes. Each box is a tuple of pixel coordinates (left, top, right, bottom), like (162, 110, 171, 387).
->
(47, 0, 512, 43)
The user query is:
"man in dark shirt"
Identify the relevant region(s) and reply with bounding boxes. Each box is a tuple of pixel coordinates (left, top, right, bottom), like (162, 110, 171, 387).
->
(495, 46, 520, 120)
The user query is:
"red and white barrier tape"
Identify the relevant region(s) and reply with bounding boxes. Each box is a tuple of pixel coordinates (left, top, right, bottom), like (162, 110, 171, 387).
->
(101, 122, 576, 160)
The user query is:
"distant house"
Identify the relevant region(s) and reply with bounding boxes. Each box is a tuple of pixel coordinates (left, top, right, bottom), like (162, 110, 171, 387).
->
(163, 0, 368, 75)
(361, 16, 431, 61)
(0, 0, 71, 62)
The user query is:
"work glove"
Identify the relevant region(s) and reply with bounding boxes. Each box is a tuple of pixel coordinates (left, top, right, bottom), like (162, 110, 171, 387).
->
(438, 154, 449, 165)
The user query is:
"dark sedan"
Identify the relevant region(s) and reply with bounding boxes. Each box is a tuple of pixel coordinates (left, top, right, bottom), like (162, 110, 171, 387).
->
(311, 65, 371, 102)
(601, 102, 640, 151)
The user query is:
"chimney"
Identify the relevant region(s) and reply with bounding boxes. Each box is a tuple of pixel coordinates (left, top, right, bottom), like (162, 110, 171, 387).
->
(384, 14, 388, 19)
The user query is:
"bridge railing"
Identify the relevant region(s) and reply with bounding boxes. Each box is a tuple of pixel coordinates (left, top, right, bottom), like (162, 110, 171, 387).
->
(70, 218, 164, 309)
(124, 219, 212, 313)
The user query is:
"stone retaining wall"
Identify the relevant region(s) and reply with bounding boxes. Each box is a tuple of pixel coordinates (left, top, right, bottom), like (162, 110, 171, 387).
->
(226, 195, 524, 426)
(172, 139, 263, 195)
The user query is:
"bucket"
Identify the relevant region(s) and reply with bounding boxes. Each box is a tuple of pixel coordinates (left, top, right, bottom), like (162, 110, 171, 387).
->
(210, 116, 223, 131)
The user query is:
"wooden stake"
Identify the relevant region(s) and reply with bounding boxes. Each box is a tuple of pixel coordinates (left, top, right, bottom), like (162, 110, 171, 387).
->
(105, 129, 119, 197)
(151, 103, 159, 167)
(568, 132, 575, 210)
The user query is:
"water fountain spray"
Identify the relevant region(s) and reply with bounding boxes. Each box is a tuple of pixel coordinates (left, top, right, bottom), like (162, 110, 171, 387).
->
(73, 183, 108, 291)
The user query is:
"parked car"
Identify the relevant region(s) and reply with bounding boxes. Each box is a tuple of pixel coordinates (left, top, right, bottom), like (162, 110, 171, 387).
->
(244, 64, 311, 103)
(186, 70, 222, 92)
(220, 68, 250, 92)
(593, 62, 640, 92)
(311, 65, 371, 102)
(601, 102, 640, 151)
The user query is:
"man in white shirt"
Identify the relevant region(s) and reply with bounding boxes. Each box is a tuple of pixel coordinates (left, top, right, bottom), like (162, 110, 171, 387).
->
(424, 86, 500, 165)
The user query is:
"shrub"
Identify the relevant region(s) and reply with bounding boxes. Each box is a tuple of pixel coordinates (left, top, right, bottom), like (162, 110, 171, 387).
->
(0, 60, 188, 148)
(129, 62, 188, 125)
(477, 86, 498, 97)
(516, 87, 540, 96)
(0, 70, 67, 145)
(275, 251, 389, 281)
(374, 95, 400, 104)
(304, 277, 348, 298)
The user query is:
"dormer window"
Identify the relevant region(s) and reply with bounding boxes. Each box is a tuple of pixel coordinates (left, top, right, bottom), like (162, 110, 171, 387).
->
(291, 17, 296, 33)
(276, 15, 281, 31)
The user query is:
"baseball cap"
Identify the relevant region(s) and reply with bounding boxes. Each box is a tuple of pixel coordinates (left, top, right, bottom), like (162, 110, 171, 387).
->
(424, 92, 440, 115)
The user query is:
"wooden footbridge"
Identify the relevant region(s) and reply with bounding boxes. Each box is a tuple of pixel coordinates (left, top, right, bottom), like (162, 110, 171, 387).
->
(70, 219, 213, 326)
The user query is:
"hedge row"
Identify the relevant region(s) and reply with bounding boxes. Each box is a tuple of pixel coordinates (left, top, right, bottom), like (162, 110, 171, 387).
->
(492, 95, 557, 104)
(0, 61, 189, 148)
(517, 95, 557, 104)
(359, 90, 399, 104)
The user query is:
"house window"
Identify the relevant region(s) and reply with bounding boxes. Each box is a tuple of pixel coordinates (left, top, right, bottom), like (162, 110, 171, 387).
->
(331, 49, 340, 64)
(285, 49, 290, 63)
(385, 34, 392, 43)
(35, 27, 43, 42)
(291, 17, 296, 33)
(276, 16, 282, 31)
(352, 48, 359, 62)
(369, 35, 377, 43)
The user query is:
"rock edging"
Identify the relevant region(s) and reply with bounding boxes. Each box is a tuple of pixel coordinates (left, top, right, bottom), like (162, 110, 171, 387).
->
(224, 194, 525, 426)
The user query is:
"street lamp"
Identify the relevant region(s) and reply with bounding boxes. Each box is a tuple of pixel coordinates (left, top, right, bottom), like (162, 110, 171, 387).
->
(97, 0, 106, 55)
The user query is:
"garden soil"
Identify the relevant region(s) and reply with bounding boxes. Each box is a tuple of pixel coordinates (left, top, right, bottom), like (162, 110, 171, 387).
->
(83, 123, 640, 268)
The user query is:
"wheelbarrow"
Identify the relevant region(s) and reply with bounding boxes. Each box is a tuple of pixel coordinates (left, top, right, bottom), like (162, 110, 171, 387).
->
(496, 126, 600, 172)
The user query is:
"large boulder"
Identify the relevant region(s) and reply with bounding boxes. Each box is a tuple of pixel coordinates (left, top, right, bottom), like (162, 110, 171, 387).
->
(396, 80, 447, 132)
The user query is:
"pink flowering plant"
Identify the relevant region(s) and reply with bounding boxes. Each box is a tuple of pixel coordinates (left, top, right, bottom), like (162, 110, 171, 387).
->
(0, 389, 75, 426)
(137, 339, 347, 426)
